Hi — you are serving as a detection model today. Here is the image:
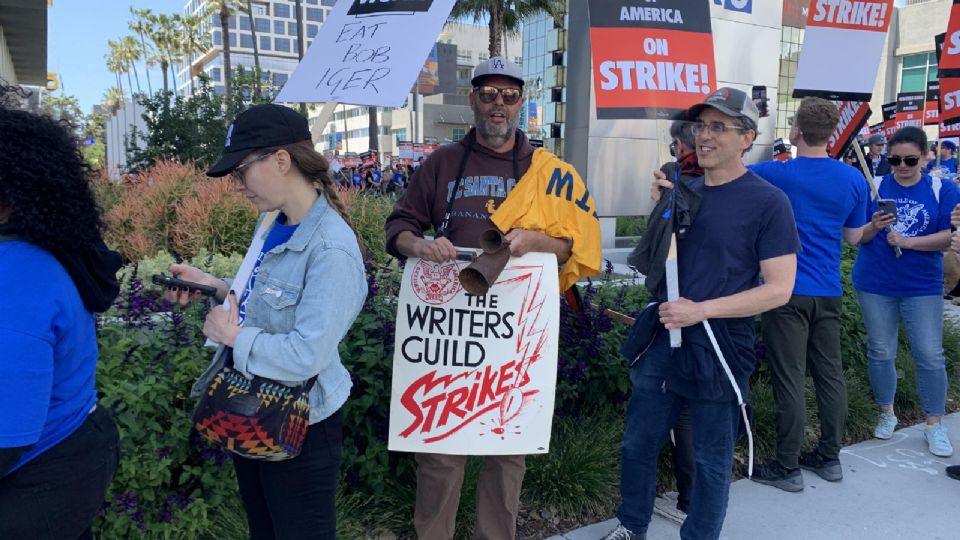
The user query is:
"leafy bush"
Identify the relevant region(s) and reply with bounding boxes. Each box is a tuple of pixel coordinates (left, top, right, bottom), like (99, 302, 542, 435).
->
(100, 161, 257, 261)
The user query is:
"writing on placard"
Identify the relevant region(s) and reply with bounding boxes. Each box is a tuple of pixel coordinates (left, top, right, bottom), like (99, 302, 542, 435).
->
(811, 0, 889, 28)
(312, 22, 392, 96)
(598, 37, 711, 95)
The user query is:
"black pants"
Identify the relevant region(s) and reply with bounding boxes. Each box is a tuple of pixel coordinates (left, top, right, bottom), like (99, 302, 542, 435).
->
(761, 295, 847, 467)
(233, 410, 343, 540)
(0, 406, 120, 540)
(671, 401, 694, 513)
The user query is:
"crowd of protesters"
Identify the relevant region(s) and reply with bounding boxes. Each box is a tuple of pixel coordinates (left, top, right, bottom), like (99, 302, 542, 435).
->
(5, 57, 960, 540)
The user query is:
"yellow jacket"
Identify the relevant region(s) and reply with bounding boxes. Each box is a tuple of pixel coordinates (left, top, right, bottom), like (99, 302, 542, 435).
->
(491, 148, 602, 290)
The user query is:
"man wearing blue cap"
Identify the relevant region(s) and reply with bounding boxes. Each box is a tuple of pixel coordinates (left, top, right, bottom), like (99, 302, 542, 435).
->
(926, 140, 958, 176)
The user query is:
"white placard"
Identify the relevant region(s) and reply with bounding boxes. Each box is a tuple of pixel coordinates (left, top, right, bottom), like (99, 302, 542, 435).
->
(276, 0, 456, 106)
(388, 253, 560, 455)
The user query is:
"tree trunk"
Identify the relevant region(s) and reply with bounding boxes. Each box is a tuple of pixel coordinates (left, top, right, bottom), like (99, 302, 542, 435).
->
(487, 1, 504, 58)
(247, 1, 262, 99)
(221, 5, 232, 100)
(189, 51, 196, 94)
(368, 107, 379, 152)
(138, 31, 153, 94)
(161, 60, 169, 94)
(131, 62, 142, 95)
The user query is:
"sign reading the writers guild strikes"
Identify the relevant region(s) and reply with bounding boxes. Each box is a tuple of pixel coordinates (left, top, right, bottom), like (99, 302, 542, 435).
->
(388, 253, 560, 455)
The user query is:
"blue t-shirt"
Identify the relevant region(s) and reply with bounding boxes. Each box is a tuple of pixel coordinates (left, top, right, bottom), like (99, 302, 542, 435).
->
(0, 240, 98, 473)
(659, 172, 800, 401)
(352, 173, 362, 187)
(392, 172, 405, 185)
(238, 214, 299, 324)
(925, 157, 958, 177)
(852, 174, 960, 297)
(750, 157, 870, 296)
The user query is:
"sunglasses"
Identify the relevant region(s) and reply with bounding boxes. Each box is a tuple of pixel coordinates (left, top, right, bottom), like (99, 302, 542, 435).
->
(886, 155, 920, 167)
(474, 85, 523, 105)
(232, 150, 278, 182)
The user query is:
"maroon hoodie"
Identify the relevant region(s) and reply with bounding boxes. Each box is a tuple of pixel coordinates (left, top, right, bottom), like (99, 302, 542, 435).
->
(385, 128, 536, 256)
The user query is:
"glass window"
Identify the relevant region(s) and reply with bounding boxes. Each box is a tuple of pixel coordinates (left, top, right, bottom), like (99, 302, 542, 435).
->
(274, 3, 290, 17)
(239, 16, 250, 31)
(307, 24, 318, 38)
(213, 31, 222, 46)
(211, 67, 221, 81)
(275, 38, 290, 52)
(229, 32, 237, 48)
(452, 127, 466, 141)
(307, 0, 317, 4)
(255, 18, 270, 33)
(241, 33, 254, 48)
(251, 2, 268, 16)
(260, 35, 271, 50)
(321, 0, 335, 6)
(274, 20, 285, 35)
(900, 52, 938, 93)
(307, 7, 323, 21)
(229, 16, 237, 29)
(274, 73, 288, 86)
(288, 22, 298, 36)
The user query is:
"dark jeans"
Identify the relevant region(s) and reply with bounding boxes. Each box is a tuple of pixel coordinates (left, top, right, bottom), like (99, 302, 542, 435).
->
(617, 336, 741, 540)
(233, 409, 343, 540)
(761, 296, 847, 467)
(672, 402, 694, 513)
(0, 406, 119, 540)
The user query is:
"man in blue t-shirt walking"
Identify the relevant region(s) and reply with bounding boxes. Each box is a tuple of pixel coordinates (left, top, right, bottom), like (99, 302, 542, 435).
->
(926, 140, 958, 177)
(604, 88, 800, 540)
(749, 97, 870, 492)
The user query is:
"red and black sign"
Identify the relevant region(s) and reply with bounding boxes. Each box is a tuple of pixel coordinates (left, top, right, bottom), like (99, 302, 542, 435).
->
(940, 1, 960, 78)
(347, 0, 433, 15)
(588, 0, 715, 120)
(827, 101, 871, 159)
(941, 118, 960, 138)
(881, 102, 897, 139)
(940, 76, 960, 123)
(869, 122, 884, 136)
(895, 92, 925, 130)
(937, 32, 947, 66)
(926, 80, 941, 125)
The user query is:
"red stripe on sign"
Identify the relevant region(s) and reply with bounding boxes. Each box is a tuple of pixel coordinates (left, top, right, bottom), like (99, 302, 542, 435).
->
(926, 101, 941, 125)
(827, 101, 870, 159)
(591, 28, 716, 114)
(941, 77, 960, 123)
(806, 0, 893, 32)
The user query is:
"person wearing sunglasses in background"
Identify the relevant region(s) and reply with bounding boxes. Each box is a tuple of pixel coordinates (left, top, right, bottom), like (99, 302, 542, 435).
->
(852, 127, 960, 459)
(384, 56, 599, 540)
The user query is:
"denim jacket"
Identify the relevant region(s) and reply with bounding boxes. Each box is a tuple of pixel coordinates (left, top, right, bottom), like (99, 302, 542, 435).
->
(190, 195, 367, 424)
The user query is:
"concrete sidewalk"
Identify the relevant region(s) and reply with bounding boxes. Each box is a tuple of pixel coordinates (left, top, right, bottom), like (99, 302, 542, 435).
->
(547, 412, 960, 540)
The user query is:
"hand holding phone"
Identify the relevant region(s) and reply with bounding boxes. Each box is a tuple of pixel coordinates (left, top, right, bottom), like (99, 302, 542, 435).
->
(152, 273, 218, 297)
(878, 199, 898, 221)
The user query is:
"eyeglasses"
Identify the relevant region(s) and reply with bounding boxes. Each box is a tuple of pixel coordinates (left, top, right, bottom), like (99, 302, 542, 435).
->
(232, 150, 277, 182)
(692, 120, 749, 136)
(669, 140, 678, 158)
(473, 85, 523, 105)
(886, 155, 921, 167)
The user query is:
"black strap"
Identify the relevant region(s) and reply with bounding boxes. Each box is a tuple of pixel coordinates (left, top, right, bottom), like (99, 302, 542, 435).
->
(436, 130, 522, 238)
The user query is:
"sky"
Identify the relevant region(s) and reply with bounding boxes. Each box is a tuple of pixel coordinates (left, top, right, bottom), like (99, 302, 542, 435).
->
(48, 0, 181, 113)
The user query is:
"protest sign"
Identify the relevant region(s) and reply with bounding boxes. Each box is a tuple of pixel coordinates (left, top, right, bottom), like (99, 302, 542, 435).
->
(793, 0, 894, 101)
(587, 0, 716, 119)
(343, 152, 360, 168)
(869, 122, 884, 137)
(398, 141, 414, 160)
(388, 253, 560, 455)
(414, 143, 424, 160)
(895, 92, 925, 130)
(882, 101, 897, 139)
(827, 101, 871, 159)
(276, 0, 456, 106)
(940, 1, 960, 78)
(926, 80, 941, 125)
(941, 76, 960, 124)
(941, 117, 960, 138)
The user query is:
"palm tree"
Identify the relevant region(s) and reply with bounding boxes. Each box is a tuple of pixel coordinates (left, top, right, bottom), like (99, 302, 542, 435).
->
(451, 0, 563, 58)
(128, 7, 155, 94)
(147, 13, 184, 95)
(368, 107, 379, 153)
(206, 0, 246, 100)
(119, 36, 143, 95)
(180, 12, 212, 95)
(244, 1, 262, 98)
(105, 41, 133, 102)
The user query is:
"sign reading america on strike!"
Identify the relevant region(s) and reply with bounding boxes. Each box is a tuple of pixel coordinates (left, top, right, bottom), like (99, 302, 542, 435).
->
(388, 253, 560, 455)
(588, 0, 716, 119)
(826, 101, 871, 159)
(895, 92, 925, 130)
(793, 0, 894, 101)
(926, 80, 941, 125)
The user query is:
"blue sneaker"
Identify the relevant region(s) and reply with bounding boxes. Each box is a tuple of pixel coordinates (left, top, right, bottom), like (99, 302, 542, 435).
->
(924, 424, 954, 457)
(873, 412, 898, 440)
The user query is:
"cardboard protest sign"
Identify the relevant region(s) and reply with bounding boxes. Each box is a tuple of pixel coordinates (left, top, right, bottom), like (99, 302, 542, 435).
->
(895, 92, 925, 130)
(793, 0, 894, 101)
(388, 253, 560, 455)
(926, 80, 941, 125)
(276, 0, 456, 106)
(869, 122, 884, 137)
(941, 77, 960, 124)
(881, 101, 897, 139)
(827, 101, 871, 159)
(587, 0, 716, 119)
(940, 1, 960, 78)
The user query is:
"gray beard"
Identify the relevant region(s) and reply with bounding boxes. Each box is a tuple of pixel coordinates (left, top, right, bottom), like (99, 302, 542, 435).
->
(475, 113, 519, 148)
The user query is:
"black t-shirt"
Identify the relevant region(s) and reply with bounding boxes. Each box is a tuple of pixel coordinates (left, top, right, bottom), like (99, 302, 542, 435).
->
(663, 171, 800, 402)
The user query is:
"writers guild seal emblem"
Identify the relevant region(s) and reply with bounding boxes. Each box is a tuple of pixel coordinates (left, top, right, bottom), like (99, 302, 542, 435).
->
(412, 259, 462, 305)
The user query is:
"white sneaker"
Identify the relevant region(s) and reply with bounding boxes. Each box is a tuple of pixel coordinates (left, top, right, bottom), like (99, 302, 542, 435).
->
(925, 423, 954, 457)
(874, 412, 898, 440)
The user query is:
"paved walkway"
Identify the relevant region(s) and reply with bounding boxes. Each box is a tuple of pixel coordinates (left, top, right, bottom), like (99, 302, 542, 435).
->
(547, 412, 960, 540)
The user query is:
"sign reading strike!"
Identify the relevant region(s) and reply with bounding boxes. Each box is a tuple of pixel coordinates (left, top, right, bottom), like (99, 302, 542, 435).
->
(926, 80, 941, 125)
(827, 101, 871, 159)
(882, 101, 897, 139)
(940, 1, 960, 78)
(941, 77, 960, 124)
(793, 0, 894, 101)
(895, 92, 925, 130)
(588, 0, 716, 119)
(388, 253, 560, 455)
(275, 0, 455, 106)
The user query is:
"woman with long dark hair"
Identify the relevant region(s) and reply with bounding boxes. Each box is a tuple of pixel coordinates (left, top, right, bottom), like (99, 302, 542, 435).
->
(164, 104, 366, 539)
(0, 90, 123, 538)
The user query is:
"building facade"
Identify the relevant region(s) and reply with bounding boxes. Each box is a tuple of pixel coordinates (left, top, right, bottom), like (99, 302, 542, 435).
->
(0, 0, 47, 87)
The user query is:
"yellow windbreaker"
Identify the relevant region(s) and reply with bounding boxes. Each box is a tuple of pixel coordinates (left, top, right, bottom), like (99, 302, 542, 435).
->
(490, 148, 602, 291)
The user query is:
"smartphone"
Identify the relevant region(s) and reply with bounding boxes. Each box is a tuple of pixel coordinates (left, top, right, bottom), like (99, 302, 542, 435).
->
(455, 250, 478, 262)
(151, 274, 218, 297)
(877, 199, 898, 221)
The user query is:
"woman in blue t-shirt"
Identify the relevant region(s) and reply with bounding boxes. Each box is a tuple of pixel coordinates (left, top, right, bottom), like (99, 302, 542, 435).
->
(0, 98, 122, 538)
(852, 127, 960, 458)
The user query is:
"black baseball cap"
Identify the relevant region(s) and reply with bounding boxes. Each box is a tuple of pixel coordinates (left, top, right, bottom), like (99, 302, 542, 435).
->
(207, 103, 312, 177)
(687, 87, 760, 127)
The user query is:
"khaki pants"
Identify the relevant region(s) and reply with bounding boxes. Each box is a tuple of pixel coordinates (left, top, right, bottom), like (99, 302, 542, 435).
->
(414, 453, 526, 540)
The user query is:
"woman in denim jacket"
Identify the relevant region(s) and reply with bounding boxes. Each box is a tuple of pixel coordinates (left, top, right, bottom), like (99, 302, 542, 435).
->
(165, 104, 367, 539)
